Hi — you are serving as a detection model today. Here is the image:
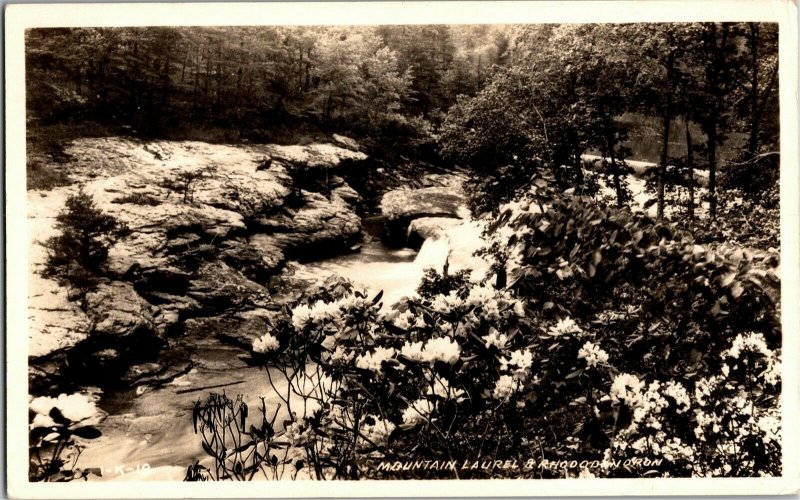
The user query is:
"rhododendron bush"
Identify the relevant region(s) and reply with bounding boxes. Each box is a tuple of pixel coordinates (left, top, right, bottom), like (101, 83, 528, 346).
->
(188, 189, 781, 480)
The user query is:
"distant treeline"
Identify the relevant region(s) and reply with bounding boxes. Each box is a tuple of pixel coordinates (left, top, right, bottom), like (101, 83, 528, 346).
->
(27, 23, 780, 215)
(26, 25, 511, 142)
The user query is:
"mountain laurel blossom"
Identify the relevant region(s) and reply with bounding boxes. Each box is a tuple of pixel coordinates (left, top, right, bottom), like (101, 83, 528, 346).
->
(548, 317, 583, 337)
(492, 374, 519, 400)
(577, 341, 609, 367)
(252, 333, 280, 354)
(609, 373, 645, 406)
(356, 347, 397, 374)
(29, 393, 99, 426)
(402, 398, 435, 426)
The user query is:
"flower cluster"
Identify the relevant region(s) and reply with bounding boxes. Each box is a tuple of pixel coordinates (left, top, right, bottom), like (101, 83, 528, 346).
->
(577, 341, 609, 368)
(400, 337, 461, 365)
(500, 349, 533, 381)
(252, 333, 280, 354)
(30, 393, 100, 430)
(402, 398, 435, 427)
(355, 347, 397, 375)
(548, 317, 583, 337)
(482, 328, 509, 349)
(609, 373, 645, 406)
(491, 375, 519, 400)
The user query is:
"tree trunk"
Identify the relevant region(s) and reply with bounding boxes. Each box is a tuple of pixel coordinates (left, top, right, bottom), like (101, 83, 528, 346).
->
(707, 112, 718, 220)
(601, 109, 624, 207)
(748, 22, 760, 159)
(685, 120, 695, 223)
(657, 46, 675, 220)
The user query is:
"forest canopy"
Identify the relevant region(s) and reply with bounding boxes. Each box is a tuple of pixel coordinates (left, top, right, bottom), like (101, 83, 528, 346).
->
(27, 23, 779, 227)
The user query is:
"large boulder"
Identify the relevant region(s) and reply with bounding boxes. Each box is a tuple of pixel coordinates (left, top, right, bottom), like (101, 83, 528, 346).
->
(380, 179, 469, 246)
(27, 137, 368, 391)
(407, 217, 464, 248)
(251, 190, 362, 258)
(86, 281, 160, 339)
(380, 187, 466, 222)
(267, 143, 367, 170)
(186, 261, 272, 312)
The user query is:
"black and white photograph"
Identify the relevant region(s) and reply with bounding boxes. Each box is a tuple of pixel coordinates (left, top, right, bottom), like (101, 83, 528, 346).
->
(5, 1, 799, 496)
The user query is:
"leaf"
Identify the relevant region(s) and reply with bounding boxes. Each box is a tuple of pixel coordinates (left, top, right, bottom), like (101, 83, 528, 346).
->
(49, 407, 71, 426)
(30, 426, 55, 441)
(720, 272, 736, 287)
(202, 441, 216, 458)
(565, 369, 584, 380)
(730, 281, 744, 299)
(72, 426, 102, 439)
(371, 290, 384, 305)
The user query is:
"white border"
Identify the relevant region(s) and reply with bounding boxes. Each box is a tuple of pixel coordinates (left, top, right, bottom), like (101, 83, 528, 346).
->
(5, 1, 799, 497)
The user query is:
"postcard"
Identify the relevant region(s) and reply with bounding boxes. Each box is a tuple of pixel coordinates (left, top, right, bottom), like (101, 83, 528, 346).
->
(5, 1, 799, 497)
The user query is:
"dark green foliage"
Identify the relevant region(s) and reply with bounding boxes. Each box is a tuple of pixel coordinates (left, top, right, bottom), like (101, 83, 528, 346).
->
(160, 167, 212, 204)
(42, 191, 128, 308)
(491, 193, 781, 363)
(29, 405, 103, 482)
(188, 393, 284, 481)
(416, 266, 471, 300)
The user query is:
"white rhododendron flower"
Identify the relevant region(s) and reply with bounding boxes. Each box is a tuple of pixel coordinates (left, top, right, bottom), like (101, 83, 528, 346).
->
(291, 303, 313, 330)
(422, 337, 461, 365)
(578, 341, 609, 368)
(393, 310, 414, 330)
(430, 291, 464, 314)
(402, 398, 435, 426)
(548, 317, 583, 336)
(326, 345, 355, 365)
(609, 373, 645, 406)
(501, 349, 534, 380)
(492, 375, 519, 400)
(482, 328, 509, 349)
(29, 393, 99, 425)
(400, 340, 427, 362)
(30, 413, 57, 429)
(252, 333, 280, 354)
(356, 347, 396, 374)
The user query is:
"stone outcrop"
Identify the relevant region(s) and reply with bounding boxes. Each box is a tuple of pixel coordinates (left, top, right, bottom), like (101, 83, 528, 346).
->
(380, 175, 469, 246)
(27, 136, 368, 390)
(407, 216, 464, 248)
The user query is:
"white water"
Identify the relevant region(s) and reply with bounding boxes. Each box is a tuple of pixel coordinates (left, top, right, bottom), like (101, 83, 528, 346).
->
(293, 221, 488, 307)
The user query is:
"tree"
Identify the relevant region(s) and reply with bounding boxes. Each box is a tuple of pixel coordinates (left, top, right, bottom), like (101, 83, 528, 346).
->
(722, 22, 779, 195)
(43, 191, 128, 310)
(692, 22, 740, 219)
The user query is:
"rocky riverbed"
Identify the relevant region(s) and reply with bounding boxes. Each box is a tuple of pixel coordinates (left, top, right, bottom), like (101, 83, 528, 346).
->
(27, 136, 473, 397)
(27, 137, 370, 392)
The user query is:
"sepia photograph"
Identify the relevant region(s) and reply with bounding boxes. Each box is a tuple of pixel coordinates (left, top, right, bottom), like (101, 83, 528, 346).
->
(4, 1, 799, 497)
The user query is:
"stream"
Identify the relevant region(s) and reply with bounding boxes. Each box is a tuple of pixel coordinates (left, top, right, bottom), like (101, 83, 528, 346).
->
(78, 229, 456, 481)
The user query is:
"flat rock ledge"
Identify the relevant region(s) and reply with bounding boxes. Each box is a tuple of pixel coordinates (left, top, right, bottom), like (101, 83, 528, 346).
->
(28, 136, 368, 392)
